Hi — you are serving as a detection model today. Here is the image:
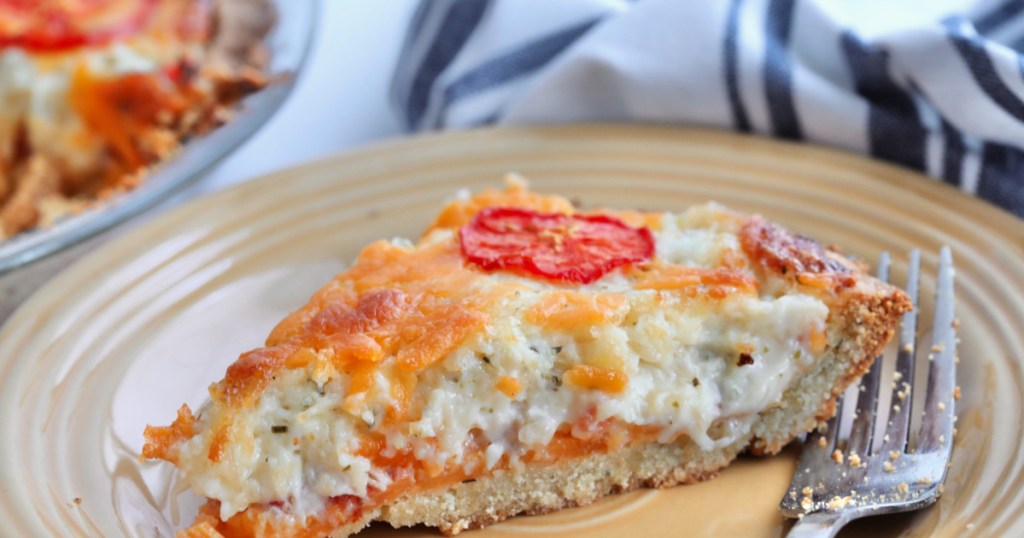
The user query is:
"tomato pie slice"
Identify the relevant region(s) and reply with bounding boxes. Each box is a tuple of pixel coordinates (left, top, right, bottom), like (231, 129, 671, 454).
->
(144, 178, 911, 537)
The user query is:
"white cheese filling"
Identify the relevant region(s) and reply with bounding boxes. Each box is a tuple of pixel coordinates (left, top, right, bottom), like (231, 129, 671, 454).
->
(174, 209, 830, 520)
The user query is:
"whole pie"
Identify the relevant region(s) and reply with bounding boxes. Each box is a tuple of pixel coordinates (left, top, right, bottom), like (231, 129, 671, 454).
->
(144, 178, 911, 537)
(0, 0, 272, 239)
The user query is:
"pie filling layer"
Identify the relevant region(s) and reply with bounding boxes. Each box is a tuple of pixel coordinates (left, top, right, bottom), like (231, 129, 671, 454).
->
(146, 201, 834, 532)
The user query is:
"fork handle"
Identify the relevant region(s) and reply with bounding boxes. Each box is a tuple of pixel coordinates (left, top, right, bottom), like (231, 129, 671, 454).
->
(786, 511, 854, 538)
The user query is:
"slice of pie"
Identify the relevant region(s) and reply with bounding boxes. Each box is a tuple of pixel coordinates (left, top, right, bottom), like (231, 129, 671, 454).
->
(144, 178, 911, 537)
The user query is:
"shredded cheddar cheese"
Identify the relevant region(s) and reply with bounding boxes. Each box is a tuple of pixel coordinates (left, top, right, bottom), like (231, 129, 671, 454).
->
(564, 364, 629, 394)
(496, 376, 523, 398)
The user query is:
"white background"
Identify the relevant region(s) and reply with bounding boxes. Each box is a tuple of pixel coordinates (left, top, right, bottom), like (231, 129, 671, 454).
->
(187, 0, 418, 196)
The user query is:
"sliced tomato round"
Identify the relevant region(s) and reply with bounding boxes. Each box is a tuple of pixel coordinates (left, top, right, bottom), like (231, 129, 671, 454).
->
(459, 207, 655, 284)
(0, 0, 157, 52)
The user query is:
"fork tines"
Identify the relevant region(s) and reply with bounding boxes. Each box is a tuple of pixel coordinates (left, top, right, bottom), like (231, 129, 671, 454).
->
(780, 248, 957, 524)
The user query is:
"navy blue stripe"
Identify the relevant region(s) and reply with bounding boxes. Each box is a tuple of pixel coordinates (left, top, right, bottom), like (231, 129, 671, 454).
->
(405, 0, 491, 129)
(840, 32, 927, 170)
(947, 21, 1024, 123)
(1014, 35, 1024, 77)
(724, 0, 751, 132)
(442, 17, 601, 108)
(978, 142, 1024, 218)
(939, 119, 965, 186)
(764, 0, 802, 139)
(973, 0, 1024, 35)
(407, 0, 434, 43)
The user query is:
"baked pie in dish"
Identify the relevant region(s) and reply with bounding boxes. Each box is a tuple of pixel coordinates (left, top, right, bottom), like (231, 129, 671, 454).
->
(0, 0, 272, 239)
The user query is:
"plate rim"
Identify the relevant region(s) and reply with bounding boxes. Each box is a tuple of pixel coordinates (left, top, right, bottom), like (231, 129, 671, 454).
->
(0, 124, 1019, 537)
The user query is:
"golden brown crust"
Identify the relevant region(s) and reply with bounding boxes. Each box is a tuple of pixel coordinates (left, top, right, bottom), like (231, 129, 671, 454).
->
(378, 434, 745, 537)
(749, 281, 912, 455)
(0, 156, 58, 237)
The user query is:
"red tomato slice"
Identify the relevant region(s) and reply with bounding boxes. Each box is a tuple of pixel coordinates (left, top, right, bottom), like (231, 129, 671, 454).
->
(459, 207, 655, 284)
(0, 0, 157, 52)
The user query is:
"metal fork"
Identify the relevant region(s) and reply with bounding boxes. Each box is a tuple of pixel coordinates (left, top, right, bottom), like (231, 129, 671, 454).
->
(779, 248, 957, 537)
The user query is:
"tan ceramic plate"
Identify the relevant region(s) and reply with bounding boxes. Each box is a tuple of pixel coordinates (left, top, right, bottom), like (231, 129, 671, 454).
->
(0, 126, 1020, 537)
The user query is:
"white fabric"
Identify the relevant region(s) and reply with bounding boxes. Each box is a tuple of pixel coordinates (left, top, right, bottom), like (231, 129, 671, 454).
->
(390, 0, 1024, 217)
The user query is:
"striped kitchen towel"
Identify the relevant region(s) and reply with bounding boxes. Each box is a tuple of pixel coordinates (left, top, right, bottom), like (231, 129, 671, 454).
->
(390, 0, 1024, 218)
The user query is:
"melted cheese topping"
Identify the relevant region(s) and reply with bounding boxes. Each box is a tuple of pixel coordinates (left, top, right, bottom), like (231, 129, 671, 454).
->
(146, 185, 847, 528)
